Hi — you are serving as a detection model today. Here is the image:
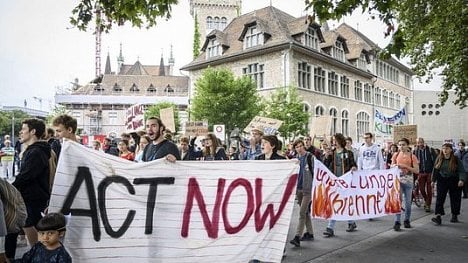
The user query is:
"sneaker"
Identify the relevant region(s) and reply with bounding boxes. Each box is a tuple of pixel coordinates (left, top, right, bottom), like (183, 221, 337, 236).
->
(346, 222, 357, 232)
(289, 236, 300, 247)
(424, 205, 431, 213)
(403, 220, 411, 228)
(450, 215, 459, 223)
(300, 232, 314, 241)
(431, 215, 442, 225)
(393, 221, 401, 231)
(323, 227, 334, 237)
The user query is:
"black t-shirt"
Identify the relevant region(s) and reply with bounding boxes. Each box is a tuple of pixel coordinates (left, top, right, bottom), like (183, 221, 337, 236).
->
(142, 140, 181, 162)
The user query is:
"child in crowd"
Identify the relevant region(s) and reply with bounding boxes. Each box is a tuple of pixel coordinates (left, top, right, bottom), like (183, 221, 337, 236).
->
(14, 213, 71, 263)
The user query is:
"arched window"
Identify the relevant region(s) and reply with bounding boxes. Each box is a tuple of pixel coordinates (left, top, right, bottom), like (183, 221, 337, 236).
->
(303, 102, 311, 131)
(329, 108, 338, 135)
(356, 112, 370, 139)
(315, 105, 325, 117)
(220, 17, 227, 30)
(341, 110, 349, 136)
(206, 16, 213, 29)
(214, 17, 220, 30)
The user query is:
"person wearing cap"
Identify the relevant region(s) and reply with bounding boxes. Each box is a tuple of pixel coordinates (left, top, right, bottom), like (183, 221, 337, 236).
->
(15, 212, 71, 262)
(431, 143, 467, 225)
(244, 127, 263, 160)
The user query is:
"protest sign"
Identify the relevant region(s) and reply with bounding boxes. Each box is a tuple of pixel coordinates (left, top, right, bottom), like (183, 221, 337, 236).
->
(392, 125, 417, 145)
(311, 160, 401, 220)
(160, 107, 175, 132)
(185, 121, 209, 136)
(310, 116, 332, 136)
(48, 141, 299, 263)
(244, 116, 282, 135)
(125, 104, 144, 132)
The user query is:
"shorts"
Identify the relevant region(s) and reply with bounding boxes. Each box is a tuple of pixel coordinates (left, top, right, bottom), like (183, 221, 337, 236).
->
(24, 201, 48, 227)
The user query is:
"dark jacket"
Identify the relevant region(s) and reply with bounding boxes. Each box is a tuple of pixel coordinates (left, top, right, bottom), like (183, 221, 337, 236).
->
(13, 141, 51, 203)
(192, 147, 228, 160)
(324, 148, 357, 176)
(413, 146, 436, 173)
(255, 152, 286, 160)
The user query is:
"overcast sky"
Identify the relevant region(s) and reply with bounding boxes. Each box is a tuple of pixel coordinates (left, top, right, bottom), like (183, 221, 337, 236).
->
(0, 0, 439, 111)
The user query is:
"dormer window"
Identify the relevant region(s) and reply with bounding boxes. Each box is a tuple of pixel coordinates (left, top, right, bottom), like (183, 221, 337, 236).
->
(147, 84, 156, 93)
(206, 39, 221, 59)
(94, 84, 104, 92)
(332, 40, 345, 61)
(113, 83, 122, 92)
(130, 83, 139, 92)
(244, 26, 263, 49)
(305, 27, 319, 50)
(358, 53, 367, 70)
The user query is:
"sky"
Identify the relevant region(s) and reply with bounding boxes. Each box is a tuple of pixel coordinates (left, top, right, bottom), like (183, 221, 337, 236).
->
(0, 0, 440, 112)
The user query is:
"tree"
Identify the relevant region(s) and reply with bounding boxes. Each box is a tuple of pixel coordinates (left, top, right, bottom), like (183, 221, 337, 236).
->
(191, 68, 262, 133)
(193, 14, 201, 59)
(261, 86, 309, 142)
(144, 102, 181, 133)
(306, 0, 467, 108)
(70, 0, 178, 32)
(46, 105, 69, 125)
(0, 110, 32, 140)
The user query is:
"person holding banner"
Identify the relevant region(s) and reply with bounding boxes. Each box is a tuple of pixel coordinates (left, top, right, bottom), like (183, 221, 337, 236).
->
(289, 139, 315, 247)
(431, 143, 467, 225)
(322, 133, 357, 237)
(255, 135, 285, 160)
(391, 138, 419, 231)
(142, 117, 180, 162)
(191, 133, 228, 161)
(244, 127, 263, 160)
(117, 139, 135, 161)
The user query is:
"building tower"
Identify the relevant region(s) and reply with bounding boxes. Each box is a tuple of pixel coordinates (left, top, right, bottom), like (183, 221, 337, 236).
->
(168, 44, 175, 75)
(117, 43, 125, 74)
(189, 0, 242, 46)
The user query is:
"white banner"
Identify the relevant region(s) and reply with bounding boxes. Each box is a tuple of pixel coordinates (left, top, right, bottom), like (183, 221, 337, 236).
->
(49, 141, 299, 263)
(311, 160, 401, 220)
(374, 107, 407, 135)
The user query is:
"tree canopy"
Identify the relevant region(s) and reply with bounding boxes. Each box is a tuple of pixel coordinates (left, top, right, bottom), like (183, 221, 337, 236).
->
(0, 110, 32, 140)
(190, 68, 261, 133)
(306, 0, 467, 108)
(145, 102, 181, 133)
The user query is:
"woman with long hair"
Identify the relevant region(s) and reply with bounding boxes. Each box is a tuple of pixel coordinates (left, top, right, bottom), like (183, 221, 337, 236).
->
(431, 143, 466, 225)
(134, 135, 150, 162)
(118, 139, 135, 161)
(391, 138, 419, 231)
(192, 133, 227, 160)
(255, 135, 285, 160)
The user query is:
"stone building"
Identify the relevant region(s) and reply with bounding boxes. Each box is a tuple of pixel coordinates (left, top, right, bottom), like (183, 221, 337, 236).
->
(182, 5, 414, 144)
(55, 47, 189, 138)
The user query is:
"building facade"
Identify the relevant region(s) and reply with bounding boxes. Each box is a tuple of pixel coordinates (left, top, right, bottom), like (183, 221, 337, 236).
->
(182, 6, 414, 144)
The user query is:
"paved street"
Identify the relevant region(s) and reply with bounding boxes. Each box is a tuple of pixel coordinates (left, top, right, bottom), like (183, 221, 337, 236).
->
(283, 197, 468, 263)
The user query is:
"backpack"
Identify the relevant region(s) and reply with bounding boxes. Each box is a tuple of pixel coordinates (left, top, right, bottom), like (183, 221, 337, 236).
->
(0, 179, 27, 233)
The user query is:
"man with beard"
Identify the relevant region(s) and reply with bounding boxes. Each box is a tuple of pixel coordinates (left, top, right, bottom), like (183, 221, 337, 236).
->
(142, 117, 180, 162)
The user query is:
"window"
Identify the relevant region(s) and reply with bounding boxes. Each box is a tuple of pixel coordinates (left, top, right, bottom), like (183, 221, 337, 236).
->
(130, 83, 139, 92)
(304, 27, 319, 50)
(329, 108, 338, 134)
(389, 91, 395, 108)
(405, 74, 411, 88)
(377, 60, 401, 83)
(298, 62, 311, 89)
(147, 84, 156, 93)
(243, 63, 265, 89)
(94, 84, 104, 92)
(304, 103, 311, 130)
(214, 17, 220, 29)
(328, 72, 339, 95)
(206, 39, 221, 58)
(332, 40, 345, 61)
(315, 105, 325, 117)
(395, 94, 401, 108)
(206, 16, 213, 29)
(341, 110, 349, 136)
(364, 84, 371, 103)
(358, 53, 367, 70)
(354, 80, 363, 101)
(314, 67, 325, 92)
(356, 112, 370, 138)
(220, 17, 227, 30)
(374, 87, 382, 106)
(113, 83, 122, 92)
(244, 26, 263, 49)
(382, 90, 389, 107)
(340, 75, 349, 98)
(164, 85, 174, 93)
(71, 111, 81, 125)
(108, 111, 117, 125)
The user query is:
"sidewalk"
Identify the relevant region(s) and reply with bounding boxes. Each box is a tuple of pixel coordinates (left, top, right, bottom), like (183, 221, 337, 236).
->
(283, 197, 468, 263)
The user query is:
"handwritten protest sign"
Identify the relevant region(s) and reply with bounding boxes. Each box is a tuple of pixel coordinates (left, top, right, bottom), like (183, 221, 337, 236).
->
(244, 116, 283, 135)
(310, 116, 332, 136)
(311, 160, 401, 220)
(185, 120, 209, 136)
(48, 141, 299, 263)
(392, 125, 417, 145)
(125, 104, 144, 132)
(160, 107, 175, 132)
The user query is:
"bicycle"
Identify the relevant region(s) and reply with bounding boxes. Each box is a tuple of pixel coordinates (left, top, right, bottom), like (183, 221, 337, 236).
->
(412, 180, 423, 208)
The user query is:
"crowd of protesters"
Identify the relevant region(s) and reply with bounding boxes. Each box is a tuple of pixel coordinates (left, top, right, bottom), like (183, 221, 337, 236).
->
(0, 114, 467, 262)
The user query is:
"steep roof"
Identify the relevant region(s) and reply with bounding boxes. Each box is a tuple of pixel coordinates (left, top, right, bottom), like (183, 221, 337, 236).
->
(124, 61, 149, 75)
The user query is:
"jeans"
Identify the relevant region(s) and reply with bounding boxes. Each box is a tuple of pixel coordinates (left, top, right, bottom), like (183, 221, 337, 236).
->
(395, 181, 413, 222)
(327, 220, 355, 230)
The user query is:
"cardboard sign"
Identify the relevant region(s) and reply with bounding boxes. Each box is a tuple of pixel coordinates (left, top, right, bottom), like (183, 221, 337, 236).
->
(125, 104, 145, 132)
(392, 125, 417, 145)
(160, 107, 176, 132)
(49, 141, 299, 263)
(244, 116, 283, 135)
(185, 121, 209, 136)
(310, 116, 332, 136)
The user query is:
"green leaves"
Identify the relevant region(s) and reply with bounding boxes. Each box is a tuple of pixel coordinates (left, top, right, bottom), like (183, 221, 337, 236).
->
(193, 14, 201, 59)
(145, 102, 181, 132)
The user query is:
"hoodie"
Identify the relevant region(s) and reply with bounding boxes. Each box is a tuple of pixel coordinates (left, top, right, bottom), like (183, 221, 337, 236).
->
(13, 141, 51, 203)
(358, 144, 385, 170)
